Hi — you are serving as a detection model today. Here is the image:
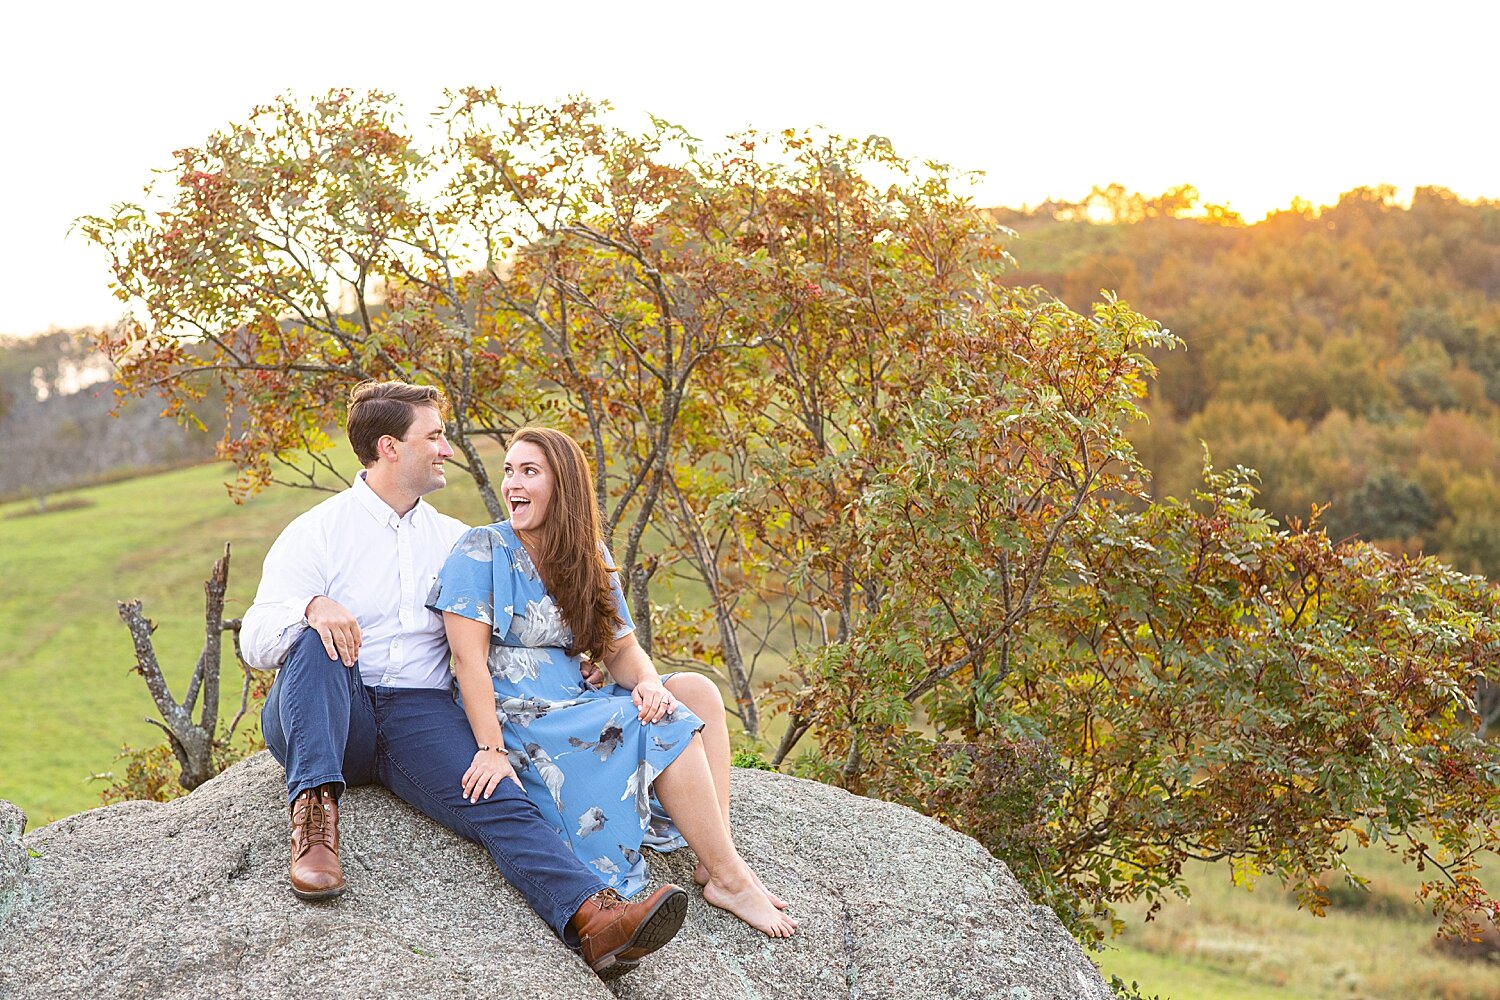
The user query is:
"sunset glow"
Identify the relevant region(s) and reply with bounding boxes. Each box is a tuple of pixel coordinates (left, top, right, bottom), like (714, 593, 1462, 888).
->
(1, 0, 1494, 335)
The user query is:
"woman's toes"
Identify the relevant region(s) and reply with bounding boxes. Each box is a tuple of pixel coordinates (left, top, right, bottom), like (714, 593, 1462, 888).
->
(703, 876, 794, 938)
(743, 870, 787, 909)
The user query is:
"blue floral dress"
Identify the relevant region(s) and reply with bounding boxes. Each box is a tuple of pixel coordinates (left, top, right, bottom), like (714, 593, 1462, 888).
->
(428, 521, 703, 897)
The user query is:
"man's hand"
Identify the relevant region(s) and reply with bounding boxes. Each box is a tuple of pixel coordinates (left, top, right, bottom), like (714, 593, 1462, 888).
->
(305, 596, 361, 667)
(579, 656, 606, 689)
(463, 747, 520, 802)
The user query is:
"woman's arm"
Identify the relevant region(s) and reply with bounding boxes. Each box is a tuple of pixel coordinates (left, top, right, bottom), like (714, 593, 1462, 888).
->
(443, 611, 519, 800)
(602, 632, 678, 723)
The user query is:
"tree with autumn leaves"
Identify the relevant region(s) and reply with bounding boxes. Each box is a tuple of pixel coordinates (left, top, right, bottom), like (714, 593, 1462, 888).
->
(82, 90, 1500, 944)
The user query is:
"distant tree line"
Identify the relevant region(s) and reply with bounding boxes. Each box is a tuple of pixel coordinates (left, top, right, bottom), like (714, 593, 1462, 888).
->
(996, 185, 1500, 577)
(0, 331, 223, 506)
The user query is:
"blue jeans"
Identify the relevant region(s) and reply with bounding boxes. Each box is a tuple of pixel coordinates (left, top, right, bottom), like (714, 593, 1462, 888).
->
(261, 630, 606, 942)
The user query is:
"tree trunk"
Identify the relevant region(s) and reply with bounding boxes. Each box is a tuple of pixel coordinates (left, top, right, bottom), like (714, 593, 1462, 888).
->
(713, 598, 759, 739)
(629, 558, 656, 656)
(117, 544, 257, 792)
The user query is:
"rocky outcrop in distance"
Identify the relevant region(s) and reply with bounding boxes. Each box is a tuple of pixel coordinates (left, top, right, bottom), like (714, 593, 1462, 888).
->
(0, 752, 1110, 999)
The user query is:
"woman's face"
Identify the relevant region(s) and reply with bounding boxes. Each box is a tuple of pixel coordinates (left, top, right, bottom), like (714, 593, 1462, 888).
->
(503, 440, 554, 534)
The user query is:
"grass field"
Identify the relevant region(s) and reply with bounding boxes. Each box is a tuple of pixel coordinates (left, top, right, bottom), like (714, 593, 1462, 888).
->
(1099, 942, 1317, 1000)
(2, 457, 1496, 1000)
(1094, 847, 1500, 1000)
(0, 449, 497, 824)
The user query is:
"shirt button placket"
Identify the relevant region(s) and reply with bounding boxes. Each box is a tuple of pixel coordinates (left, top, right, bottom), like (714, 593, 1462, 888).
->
(386, 517, 406, 685)
(392, 515, 414, 685)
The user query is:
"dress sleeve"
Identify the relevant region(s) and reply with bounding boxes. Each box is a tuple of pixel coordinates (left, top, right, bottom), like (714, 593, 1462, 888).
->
(428, 526, 517, 641)
(602, 545, 636, 639)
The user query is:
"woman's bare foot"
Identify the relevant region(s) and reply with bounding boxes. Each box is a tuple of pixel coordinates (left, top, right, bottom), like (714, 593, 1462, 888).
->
(702, 868, 798, 938)
(696, 861, 788, 909)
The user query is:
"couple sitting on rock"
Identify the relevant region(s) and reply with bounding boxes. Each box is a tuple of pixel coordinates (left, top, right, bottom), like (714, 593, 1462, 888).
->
(242, 380, 795, 978)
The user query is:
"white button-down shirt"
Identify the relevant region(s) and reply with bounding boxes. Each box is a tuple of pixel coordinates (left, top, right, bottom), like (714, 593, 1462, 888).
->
(240, 473, 469, 689)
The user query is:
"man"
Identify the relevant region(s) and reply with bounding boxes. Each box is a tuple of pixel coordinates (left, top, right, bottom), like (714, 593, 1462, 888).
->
(241, 380, 685, 978)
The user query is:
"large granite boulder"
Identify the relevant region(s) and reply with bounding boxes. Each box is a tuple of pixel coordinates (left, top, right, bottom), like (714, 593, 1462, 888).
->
(0, 752, 1109, 999)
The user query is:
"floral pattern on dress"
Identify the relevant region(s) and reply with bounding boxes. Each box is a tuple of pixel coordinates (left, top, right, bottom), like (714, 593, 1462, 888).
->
(516, 596, 574, 648)
(456, 529, 500, 563)
(510, 539, 538, 580)
(488, 644, 547, 684)
(429, 520, 704, 897)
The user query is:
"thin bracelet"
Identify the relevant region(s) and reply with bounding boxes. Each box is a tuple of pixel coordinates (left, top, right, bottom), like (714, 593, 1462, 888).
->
(476, 744, 504, 753)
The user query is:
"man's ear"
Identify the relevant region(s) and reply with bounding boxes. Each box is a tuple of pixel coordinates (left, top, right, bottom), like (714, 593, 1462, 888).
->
(377, 434, 400, 461)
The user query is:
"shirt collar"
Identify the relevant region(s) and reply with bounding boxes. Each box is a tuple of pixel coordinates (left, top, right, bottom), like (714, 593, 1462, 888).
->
(352, 471, 424, 528)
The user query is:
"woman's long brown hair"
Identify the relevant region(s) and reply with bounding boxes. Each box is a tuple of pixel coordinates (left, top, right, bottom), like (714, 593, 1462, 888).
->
(510, 427, 625, 661)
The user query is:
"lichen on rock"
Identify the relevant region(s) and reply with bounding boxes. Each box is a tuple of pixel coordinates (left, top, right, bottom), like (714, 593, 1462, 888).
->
(0, 799, 30, 924)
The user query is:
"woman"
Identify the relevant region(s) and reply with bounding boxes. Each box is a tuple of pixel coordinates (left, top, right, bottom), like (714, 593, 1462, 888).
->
(429, 427, 796, 938)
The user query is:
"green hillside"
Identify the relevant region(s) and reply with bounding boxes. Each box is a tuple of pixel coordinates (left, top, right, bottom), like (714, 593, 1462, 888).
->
(0, 452, 496, 824)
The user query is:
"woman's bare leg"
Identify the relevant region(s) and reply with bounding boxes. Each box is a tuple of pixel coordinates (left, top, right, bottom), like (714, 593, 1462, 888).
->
(664, 673, 786, 909)
(664, 674, 731, 821)
(652, 733, 797, 938)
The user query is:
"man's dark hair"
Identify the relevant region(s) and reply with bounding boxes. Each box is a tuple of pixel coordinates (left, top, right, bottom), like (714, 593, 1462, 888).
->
(346, 381, 450, 467)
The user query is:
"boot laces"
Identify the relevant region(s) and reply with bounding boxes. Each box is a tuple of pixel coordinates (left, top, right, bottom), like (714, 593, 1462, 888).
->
(299, 789, 332, 850)
(586, 888, 624, 912)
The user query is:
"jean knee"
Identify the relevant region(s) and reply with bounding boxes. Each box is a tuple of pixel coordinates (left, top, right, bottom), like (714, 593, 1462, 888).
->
(289, 626, 333, 663)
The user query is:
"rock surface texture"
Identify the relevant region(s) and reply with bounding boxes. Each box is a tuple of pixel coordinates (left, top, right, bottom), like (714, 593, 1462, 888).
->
(0, 752, 1109, 999)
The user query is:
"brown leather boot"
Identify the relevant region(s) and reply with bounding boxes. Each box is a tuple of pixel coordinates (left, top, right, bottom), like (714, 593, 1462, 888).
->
(568, 883, 688, 978)
(288, 784, 344, 900)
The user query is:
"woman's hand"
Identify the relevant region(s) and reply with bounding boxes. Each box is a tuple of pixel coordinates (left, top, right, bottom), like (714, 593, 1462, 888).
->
(603, 632, 677, 721)
(462, 747, 520, 802)
(632, 679, 678, 724)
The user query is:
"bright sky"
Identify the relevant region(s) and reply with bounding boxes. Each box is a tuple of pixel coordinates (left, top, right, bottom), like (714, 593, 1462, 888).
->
(2, 0, 1494, 336)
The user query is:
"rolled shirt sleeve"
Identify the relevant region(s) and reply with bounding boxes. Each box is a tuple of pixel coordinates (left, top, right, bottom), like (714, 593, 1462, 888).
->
(240, 514, 329, 670)
(240, 597, 318, 670)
